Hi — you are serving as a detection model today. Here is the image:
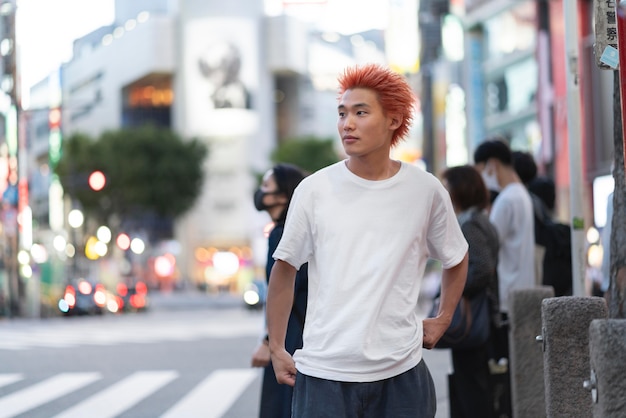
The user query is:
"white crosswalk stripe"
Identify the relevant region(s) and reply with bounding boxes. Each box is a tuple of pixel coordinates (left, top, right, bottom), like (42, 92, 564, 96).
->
(53, 371, 179, 418)
(161, 369, 259, 418)
(0, 374, 22, 388)
(0, 373, 102, 418)
(0, 369, 260, 418)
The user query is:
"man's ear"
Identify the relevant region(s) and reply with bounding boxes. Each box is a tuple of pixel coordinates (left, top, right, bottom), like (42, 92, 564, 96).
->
(389, 114, 402, 130)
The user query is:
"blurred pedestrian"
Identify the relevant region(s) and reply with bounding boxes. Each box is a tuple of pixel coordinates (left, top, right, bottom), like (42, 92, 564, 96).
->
(511, 150, 537, 186)
(512, 150, 544, 285)
(512, 151, 572, 296)
(266, 63, 469, 418)
(250, 163, 308, 418)
(441, 165, 499, 418)
(474, 139, 535, 362)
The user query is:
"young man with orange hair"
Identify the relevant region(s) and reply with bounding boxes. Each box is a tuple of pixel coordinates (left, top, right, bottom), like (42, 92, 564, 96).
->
(266, 64, 469, 417)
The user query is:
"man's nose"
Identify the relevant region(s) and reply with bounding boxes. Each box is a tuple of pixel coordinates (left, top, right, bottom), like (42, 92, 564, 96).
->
(342, 114, 355, 130)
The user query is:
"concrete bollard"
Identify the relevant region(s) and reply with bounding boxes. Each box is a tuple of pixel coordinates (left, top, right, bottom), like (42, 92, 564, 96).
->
(509, 286, 554, 418)
(541, 296, 607, 418)
(587, 319, 626, 417)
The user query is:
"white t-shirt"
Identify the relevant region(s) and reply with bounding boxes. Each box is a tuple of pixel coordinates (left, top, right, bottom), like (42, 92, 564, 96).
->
(489, 182, 536, 312)
(273, 161, 468, 382)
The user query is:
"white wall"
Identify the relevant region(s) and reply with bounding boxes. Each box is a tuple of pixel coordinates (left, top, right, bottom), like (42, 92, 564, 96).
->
(62, 15, 175, 138)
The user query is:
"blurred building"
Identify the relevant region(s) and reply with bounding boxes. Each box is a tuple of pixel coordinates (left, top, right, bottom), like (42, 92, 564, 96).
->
(437, 0, 615, 228)
(22, 0, 391, 295)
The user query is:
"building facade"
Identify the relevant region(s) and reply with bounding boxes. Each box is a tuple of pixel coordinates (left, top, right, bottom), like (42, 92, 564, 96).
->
(23, 0, 390, 300)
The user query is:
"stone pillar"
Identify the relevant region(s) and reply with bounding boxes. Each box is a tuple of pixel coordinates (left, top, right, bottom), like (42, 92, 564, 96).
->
(541, 296, 607, 418)
(509, 286, 554, 417)
(587, 319, 626, 417)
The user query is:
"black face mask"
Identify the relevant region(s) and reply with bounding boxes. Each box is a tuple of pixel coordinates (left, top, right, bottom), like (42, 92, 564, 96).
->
(253, 189, 282, 211)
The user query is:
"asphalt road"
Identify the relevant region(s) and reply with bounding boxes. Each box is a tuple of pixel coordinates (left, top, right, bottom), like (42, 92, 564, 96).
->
(0, 290, 452, 417)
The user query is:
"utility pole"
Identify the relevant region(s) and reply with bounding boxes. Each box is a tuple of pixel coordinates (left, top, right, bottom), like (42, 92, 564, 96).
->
(563, 1, 587, 296)
(593, 0, 626, 316)
(418, 0, 448, 174)
(609, 0, 626, 318)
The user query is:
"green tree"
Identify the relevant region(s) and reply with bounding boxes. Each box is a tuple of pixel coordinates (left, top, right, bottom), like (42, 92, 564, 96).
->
(271, 136, 340, 174)
(56, 125, 207, 239)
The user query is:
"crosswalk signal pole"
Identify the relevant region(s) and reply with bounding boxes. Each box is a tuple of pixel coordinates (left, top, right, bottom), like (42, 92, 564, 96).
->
(563, 1, 587, 296)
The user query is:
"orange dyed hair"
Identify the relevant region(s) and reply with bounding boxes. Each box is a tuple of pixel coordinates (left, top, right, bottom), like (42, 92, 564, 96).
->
(337, 63, 416, 147)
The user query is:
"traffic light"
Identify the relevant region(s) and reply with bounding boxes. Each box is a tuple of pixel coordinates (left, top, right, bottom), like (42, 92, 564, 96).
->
(88, 170, 106, 191)
(48, 107, 62, 168)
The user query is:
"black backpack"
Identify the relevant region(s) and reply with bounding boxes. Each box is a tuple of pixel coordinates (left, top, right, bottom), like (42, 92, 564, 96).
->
(531, 194, 573, 296)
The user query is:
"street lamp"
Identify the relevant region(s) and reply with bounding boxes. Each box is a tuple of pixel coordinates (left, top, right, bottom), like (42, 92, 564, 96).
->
(68, 209, 84, 229)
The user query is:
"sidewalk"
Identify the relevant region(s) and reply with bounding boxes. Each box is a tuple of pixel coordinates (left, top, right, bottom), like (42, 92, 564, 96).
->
(423, 348, 452, 418)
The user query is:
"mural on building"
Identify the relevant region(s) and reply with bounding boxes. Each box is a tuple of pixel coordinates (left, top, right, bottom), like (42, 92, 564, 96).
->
(180, 17, 261, 292)
(198, 41, 251, 110)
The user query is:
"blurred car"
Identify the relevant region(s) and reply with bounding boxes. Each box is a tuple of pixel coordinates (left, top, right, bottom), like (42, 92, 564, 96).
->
(58, 278, 107, 316)
(115, 281, 149, 313)
(243, 278, 266, 310)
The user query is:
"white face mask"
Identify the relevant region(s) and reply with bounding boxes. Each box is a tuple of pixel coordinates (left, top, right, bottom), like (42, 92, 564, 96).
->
(481, 163, 501, 192)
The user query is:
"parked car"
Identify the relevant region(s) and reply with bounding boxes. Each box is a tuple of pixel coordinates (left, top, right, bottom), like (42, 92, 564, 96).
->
(116, 281, 149, 312)
(58, 278, 107, 316)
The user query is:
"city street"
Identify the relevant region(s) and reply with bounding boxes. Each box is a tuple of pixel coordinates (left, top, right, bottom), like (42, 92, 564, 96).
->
(0, 291, 452, 417)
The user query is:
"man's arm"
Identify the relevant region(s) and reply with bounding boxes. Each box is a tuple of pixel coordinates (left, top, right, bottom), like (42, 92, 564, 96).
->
(423, 252, 468, 349)
(266, 259, 298, 386)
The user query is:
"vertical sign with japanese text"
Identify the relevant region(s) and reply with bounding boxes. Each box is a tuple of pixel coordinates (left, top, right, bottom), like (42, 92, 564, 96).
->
(595, 0, 619, 69)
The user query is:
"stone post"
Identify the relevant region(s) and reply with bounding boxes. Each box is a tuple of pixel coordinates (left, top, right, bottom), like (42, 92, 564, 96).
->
(508, 286, 554, 417)
(587, 319, 626, 417)
(541, 296, 607, 417)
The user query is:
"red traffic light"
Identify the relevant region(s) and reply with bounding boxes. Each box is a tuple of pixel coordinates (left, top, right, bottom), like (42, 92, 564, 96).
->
(48, 108, 61, 130)
(88, 171, 106, 191)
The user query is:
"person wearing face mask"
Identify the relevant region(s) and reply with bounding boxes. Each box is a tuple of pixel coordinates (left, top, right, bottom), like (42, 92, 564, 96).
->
(250, 163, 308, 418)
(473, 139, 535, 405)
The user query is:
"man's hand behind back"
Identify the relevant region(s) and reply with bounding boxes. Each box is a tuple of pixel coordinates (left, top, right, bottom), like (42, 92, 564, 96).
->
(422, 316, 450, 349)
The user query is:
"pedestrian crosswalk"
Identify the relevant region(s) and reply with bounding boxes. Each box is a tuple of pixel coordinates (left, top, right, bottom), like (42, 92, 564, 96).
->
(0, 369, 260, 418)
(0, 373, 102, 418)
(0, 309, 263, 351)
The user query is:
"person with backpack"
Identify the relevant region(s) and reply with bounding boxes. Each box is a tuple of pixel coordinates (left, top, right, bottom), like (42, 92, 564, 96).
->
(441, 165, 500, 418)
(474, 140, 536, 362)
(512, 151, 573, 296)
(528, 176, 573, 296)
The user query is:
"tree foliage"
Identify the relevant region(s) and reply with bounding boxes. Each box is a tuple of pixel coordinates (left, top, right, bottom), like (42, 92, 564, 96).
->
(271, 136, 340, 174)
(55, 125, 207, 237)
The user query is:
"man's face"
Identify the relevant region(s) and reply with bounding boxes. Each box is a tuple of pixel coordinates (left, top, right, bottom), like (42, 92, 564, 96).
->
(337, 88, 399, 158)
(475, 159, 501, 191)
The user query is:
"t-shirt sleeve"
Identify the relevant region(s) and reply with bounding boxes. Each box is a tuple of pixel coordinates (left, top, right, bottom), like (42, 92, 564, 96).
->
(272, 183, 313, 270)
(426, 182, 468, 269)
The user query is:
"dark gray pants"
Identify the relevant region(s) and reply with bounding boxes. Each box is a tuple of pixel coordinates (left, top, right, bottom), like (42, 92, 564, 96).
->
(291, 360, 436, 418)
